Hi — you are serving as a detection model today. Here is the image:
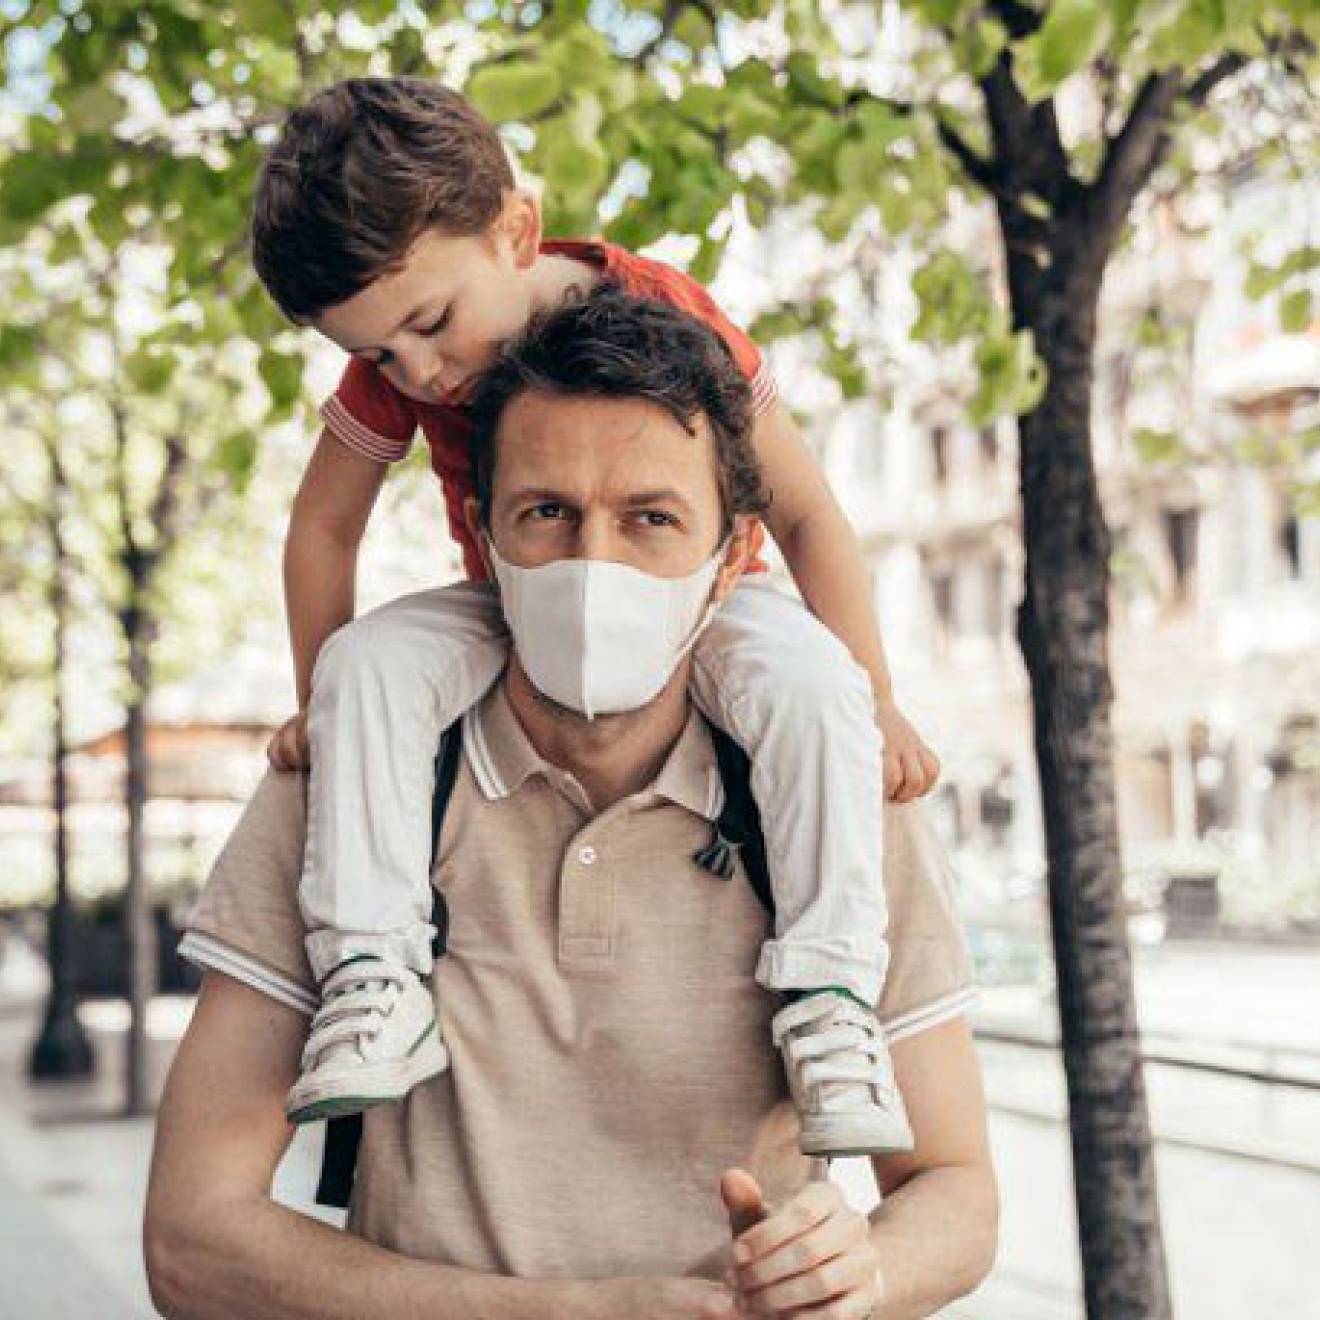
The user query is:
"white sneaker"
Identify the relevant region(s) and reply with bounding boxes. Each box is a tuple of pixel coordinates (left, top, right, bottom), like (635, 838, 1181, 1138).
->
(772, 991, 914, 1157)
(285, 954, 449, 1125)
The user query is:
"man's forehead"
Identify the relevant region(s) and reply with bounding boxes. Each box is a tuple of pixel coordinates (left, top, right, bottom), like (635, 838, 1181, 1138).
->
(497, 390, 712, 486)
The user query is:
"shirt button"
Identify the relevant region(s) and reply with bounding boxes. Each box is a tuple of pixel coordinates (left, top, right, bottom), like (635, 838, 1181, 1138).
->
(578, 845, 598, 866)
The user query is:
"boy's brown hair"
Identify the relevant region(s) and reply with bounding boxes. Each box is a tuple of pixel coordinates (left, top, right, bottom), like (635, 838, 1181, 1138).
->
(251, 77, 514, 323)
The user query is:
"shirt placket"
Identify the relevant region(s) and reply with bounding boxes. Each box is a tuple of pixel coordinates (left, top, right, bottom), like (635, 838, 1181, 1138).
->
(557, 823, 616, 970)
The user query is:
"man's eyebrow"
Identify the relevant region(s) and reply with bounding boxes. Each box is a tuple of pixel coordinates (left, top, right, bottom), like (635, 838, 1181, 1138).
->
(622, 488, 695, 511)
(501, 486, 578, 507)
(341, 300, 440, 354)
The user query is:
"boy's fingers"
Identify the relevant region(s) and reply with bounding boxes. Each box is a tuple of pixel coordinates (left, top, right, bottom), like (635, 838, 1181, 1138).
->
(919, 746, 941, 791)
(882, 752, 903, 801)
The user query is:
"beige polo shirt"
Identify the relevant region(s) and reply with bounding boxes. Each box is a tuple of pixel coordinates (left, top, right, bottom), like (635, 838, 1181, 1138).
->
(181, 684, 975, 1280)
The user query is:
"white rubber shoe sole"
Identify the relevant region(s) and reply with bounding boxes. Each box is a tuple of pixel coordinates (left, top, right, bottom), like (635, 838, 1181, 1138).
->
(799, 1106, 915, 1158)
(286, 1022, 450, 1125)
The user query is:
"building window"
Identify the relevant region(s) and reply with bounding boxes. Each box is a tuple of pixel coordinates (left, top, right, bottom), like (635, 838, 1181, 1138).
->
(978, 424, 998, 471)
(1162, 507, 1199, 603)
(930, 426, 950, 488)
(1280, 513, 1301, 580)
(929, 565, 954, 655)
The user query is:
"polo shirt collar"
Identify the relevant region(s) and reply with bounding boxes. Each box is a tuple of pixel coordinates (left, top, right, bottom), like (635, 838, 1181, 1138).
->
(463, 683, 725, 823)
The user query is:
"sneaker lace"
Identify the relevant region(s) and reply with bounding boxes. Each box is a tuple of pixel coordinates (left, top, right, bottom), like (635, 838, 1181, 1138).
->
(301, 961, 410, 1070)
(773, 995, 896, 1105)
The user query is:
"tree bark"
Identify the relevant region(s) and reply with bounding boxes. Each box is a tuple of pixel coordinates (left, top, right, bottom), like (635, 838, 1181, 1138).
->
(122, 590, 158, 1116)
(1004, 211, 1171, 1319)
(29, 470, 95, 1081)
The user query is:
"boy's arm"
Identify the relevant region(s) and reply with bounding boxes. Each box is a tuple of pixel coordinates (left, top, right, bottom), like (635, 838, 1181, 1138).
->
(144, 972, 695, 1320)
(753, 400, 940, 800)
(284, 427, 389, 707)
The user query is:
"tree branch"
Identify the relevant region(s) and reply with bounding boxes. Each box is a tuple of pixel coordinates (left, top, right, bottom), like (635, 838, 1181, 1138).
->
(937, 119, 1012, 201)
(631, 0, 683, 66)
(978, 53, 1075, 199)
(1091, 70, 1182, 239)
(986, 0, 1044, 40)
(1181, 51, 1248, 107)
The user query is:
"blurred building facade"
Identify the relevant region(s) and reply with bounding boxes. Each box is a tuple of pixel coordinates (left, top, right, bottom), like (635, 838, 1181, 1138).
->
(815, 179, 1320, 936)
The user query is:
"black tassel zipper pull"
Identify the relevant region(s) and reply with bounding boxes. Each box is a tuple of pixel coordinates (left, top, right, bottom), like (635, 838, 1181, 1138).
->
(693, 826, 743, 880)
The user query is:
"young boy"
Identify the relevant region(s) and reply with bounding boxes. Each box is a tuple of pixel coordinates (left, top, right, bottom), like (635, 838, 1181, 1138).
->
(252, 77, 941, 1157)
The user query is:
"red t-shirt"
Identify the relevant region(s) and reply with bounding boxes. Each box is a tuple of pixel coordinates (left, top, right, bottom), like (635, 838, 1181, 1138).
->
(319, 238, 777, 581)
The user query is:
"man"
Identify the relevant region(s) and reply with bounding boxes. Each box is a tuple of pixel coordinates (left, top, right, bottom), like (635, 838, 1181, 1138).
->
(144, 289, 997, 1319)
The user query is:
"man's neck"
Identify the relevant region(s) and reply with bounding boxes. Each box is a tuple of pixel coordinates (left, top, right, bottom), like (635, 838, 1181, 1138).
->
(503, 657, 691, 812)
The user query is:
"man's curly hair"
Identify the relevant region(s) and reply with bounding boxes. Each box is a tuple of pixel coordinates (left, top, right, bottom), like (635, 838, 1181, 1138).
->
(468, 284, 772, 537)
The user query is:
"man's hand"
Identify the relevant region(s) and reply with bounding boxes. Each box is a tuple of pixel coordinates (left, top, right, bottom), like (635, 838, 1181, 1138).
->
(592, 1277, 742, 1319)
(877, 702, 940, 804)
(724, 1170, 884, 1318)
(267, 710, 310, 771)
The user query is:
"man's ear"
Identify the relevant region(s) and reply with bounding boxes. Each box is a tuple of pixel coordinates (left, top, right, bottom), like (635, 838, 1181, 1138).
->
(712, 516, 757, 604)
(463, 497, 495, 581)
(495, 189, 541, 271)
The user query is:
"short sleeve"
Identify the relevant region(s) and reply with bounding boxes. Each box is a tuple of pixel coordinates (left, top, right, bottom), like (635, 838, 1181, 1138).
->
(320, 357, 419, 464)
(626, 259, 777, 417)
(874, 803, 977, 1042)
(179, 770, 317, 1015)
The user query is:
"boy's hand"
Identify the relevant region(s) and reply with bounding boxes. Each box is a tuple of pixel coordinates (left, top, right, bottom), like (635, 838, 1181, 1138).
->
(877, 702, 940, 804)
(267, 711, 310, 771)
(724, 1169, 884, 1317)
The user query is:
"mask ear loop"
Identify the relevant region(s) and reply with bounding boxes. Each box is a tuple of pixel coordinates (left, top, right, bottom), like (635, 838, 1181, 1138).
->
(669, 537, 733, 667)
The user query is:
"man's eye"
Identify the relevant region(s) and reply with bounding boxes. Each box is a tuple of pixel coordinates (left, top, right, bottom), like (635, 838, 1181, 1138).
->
(530, 503, 569, 521)
(634, 510, 677, 528)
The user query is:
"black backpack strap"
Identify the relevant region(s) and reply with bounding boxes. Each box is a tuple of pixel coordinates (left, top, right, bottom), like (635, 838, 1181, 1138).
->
(315, 721, 464, 1210)
(695, 727, 774, 919)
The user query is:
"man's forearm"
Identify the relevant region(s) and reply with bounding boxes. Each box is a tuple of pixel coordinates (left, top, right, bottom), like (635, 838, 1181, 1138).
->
(867, 1164, 999, 1318)
(149, 1191, 610, 1320)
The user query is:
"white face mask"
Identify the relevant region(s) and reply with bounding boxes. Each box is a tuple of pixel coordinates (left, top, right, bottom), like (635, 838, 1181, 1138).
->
(487, 539, 727, 720)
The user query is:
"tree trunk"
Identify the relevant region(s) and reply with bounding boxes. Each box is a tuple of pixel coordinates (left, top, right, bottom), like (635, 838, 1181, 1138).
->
(123, 593, 158, 1116)
(1005, 216, 1171, 1319)
(29, 491, 95, 1080)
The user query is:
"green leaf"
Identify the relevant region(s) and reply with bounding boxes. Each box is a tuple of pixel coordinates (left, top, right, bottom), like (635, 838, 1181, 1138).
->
(911, 251, 992, 344)
(785, 52, 843, 108)
(125, 350, 174, 395)
(0, 324, 39, 371)
(1133, 428, 1183, 464)
(1280, 289, 1313, 335)
(834, 138, 890, 194)
(259, 349, 304, 410)
(214, 430, 258, 491)
(467, 63, 564, 123)
(1014, 0, 1113, 99)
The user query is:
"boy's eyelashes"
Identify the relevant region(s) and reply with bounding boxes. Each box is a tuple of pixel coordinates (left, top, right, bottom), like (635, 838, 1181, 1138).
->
(355, 308, 453, 365)
(421, 308, 452, 337)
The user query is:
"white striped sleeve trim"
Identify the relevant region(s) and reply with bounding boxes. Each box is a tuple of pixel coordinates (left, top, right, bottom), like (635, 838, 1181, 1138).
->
(320, 396, 414, 464)
(882, 986, 979, 1045)
(179, 931, 318, 1017)
(749, 362, 777, 416)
